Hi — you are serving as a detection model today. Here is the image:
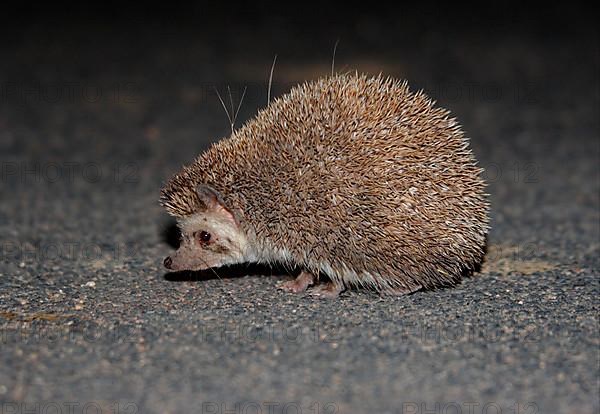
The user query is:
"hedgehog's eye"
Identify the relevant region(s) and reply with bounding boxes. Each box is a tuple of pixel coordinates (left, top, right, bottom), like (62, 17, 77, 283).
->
(195, 231, 211, 243)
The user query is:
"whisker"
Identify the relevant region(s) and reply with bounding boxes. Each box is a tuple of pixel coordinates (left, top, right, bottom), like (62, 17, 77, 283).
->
(194, 255, 223, 281)
(267, 54, 278, 105)
(331, 38, 340, 77)
(233, 86, 247, 129)
(227, 85, 235, 122)
(214, 87, 233, 134)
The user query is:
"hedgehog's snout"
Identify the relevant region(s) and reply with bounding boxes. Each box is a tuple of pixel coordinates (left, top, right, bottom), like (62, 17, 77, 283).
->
(163, 256, 173, 270)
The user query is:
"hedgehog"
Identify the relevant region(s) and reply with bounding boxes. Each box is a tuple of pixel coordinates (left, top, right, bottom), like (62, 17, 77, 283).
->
(160, 73, 489, 298)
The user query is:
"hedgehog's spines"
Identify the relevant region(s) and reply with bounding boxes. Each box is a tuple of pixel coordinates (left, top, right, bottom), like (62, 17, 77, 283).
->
(160, 73, 489, 292)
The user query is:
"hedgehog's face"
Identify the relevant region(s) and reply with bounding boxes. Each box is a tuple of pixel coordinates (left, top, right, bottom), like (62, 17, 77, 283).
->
(163, 185, 249, 272)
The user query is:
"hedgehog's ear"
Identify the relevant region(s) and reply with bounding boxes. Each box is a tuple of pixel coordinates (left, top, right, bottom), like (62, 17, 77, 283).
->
(196, 184, 238, 225)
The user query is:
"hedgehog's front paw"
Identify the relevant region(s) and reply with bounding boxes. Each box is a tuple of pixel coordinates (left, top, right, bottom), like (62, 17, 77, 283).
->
(277, 271, 315, 294)
(308, 282, 344, 299)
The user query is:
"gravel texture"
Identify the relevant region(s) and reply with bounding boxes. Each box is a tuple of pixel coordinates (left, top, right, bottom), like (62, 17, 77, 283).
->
(0, 6, 598, 414)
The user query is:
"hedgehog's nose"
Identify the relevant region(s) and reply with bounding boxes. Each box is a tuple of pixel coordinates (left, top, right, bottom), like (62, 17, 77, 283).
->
(163, 256, 173, 269)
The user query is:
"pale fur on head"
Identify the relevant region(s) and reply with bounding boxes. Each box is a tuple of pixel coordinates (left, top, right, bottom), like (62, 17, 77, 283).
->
(164, 185, 255, 272)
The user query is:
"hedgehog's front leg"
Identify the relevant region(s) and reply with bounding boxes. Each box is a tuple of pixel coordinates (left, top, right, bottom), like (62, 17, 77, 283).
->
(277, 270, 315, 293)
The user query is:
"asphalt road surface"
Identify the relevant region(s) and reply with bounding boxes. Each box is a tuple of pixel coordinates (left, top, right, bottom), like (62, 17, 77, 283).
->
(0, 7, 598, 414)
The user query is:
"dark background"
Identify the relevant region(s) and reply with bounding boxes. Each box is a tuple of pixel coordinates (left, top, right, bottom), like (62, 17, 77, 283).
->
(0, 3, 598, 413)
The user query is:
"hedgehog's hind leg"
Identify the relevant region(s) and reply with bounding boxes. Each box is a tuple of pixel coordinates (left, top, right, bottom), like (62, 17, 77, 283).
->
(384, 283, 422, 296)
(277, 270, 315, 294)
(309, 281, 345, 299)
